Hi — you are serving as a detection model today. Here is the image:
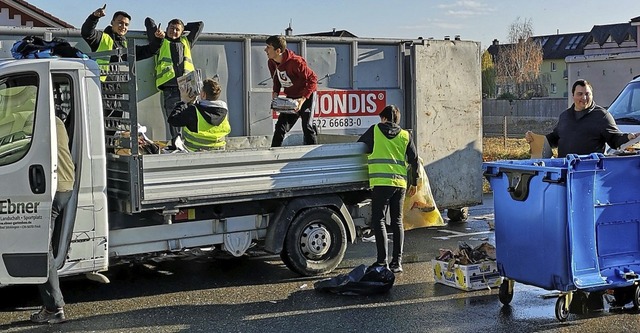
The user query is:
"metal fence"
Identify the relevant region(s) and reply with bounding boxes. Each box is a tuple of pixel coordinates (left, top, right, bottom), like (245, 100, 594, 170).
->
(483, 98, 568, 137)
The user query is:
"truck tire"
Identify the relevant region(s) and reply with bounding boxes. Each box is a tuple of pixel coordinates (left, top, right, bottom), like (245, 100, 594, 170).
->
(447, 207, 469, 222)
(283, 207, 347, 276)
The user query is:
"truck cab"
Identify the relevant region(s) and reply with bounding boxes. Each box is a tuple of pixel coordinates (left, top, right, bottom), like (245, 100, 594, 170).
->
(0, 58, 109, 285)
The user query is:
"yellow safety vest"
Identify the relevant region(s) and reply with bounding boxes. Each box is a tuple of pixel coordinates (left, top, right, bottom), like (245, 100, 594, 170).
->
(367, 125, 410, 188)
(96, 33, 125, 82)
(182, 105, 231, 151)
(155, 37, 194, 88)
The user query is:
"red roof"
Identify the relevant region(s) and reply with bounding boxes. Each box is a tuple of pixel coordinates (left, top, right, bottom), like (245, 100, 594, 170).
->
(2, 0, 74, 28)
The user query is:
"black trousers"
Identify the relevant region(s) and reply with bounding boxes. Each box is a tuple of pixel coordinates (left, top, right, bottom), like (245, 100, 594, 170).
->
(370, 185, 406, 265)
(271, 92, 318, 147)
(162, 87, 182, 140)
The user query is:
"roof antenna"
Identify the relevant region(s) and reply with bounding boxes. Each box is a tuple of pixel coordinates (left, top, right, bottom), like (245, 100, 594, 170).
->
(285, 19, 293, 36)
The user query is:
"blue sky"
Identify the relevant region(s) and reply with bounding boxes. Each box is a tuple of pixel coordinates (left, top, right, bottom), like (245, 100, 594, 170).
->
(25, 0, 640, 50)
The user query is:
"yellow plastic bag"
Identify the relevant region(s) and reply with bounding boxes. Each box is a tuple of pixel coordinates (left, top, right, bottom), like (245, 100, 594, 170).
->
(403, 157, 445, 230)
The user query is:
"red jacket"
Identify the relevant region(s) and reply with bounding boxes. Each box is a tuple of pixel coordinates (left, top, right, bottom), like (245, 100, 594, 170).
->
(268, 49, 317, 99)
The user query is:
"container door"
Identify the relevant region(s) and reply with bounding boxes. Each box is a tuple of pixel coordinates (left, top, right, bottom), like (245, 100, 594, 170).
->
(411, 40, 483, 209)
(0, 61, 54, 284)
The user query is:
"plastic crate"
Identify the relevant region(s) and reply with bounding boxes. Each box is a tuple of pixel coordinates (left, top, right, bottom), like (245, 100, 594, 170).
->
(483, 153, 640, 292)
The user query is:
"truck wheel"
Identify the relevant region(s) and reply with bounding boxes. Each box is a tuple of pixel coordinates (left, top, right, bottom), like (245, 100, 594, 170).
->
(447, 207, 469, 222)
(283, 207, 347, 276)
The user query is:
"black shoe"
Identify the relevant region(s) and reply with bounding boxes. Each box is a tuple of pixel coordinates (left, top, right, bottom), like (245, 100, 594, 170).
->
(389, 261, 403, 273)
(370, 262, 388, 269)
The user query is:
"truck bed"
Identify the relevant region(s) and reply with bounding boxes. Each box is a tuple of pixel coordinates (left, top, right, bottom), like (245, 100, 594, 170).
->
(107, 141, 370, 213)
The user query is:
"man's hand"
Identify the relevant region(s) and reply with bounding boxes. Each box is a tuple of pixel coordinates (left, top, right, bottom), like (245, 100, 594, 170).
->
(155, 23, 165, 39)
(93, 4, 106, 18)
(525, 130, 534, 143)
(407, 185, 417, 197)
(627, 132, 640, 141)
(294, 97, 306, 111)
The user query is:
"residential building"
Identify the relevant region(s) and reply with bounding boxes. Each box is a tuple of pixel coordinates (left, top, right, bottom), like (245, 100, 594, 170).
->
(533, 32, 588, 98)
(0, 0, 73, 28)
(487, 16, 640, 101)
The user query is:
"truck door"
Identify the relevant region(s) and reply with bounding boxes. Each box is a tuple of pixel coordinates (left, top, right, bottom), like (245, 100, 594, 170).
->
(0, 62, 54, 284)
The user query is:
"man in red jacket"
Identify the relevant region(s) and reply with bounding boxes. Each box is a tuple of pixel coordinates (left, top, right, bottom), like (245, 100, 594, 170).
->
(265, 35, 318, 147)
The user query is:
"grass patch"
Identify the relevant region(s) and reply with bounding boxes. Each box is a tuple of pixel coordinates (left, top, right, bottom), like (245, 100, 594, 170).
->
(482, 137, 531, 193)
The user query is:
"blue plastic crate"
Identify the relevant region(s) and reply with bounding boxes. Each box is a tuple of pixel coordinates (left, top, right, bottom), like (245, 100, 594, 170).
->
(483, 154, 640, 292)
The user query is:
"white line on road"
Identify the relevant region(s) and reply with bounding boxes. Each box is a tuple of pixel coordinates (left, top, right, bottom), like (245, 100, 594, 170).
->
(433, 230, 493, 240)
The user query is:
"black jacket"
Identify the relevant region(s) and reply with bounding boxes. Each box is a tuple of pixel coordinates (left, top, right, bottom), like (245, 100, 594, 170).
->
(546, 102, 630, 157)
(81, 14, 162, 61)
(146, 18, 205, 88)
(358, 122, 420, 186)
(168, 100, 228, 133)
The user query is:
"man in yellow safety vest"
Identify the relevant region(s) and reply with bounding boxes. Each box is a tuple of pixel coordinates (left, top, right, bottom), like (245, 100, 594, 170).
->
(168, 78, 230, 152)
(146, 17, 204, 142)
(358, 105, 419, 274)
(81, 5, 164, 81)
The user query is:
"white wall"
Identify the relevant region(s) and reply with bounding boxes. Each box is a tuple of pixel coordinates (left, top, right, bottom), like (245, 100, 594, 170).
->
(566, 52, 640, 107)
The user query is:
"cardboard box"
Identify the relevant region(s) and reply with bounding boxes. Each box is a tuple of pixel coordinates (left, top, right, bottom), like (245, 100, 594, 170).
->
(432, 259, 502, 291)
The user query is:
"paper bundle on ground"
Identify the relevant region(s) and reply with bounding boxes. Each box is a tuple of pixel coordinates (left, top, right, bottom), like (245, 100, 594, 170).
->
(402, 157, 445, 230)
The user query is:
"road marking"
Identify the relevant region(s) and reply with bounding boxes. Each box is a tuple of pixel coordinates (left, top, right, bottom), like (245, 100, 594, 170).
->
(433, 230, 493, 240)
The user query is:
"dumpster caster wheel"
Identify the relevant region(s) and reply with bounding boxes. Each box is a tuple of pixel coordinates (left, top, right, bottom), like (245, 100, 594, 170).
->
(633, 285, 640, 310)
(555, 296, 570, 322)
(499, 280, 513, 305)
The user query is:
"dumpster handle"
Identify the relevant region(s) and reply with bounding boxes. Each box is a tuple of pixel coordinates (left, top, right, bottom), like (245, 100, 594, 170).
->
(503, 169, 536, 201)
(542, 169, 566, 184)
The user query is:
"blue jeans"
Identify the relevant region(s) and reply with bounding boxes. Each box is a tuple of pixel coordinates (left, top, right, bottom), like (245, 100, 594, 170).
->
(38, 191, 72, 311)
(370, 186, 406, 265)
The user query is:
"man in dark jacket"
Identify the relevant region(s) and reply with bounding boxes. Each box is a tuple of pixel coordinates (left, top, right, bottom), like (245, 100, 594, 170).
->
(265, 35, 318, 147)
(81, 5, 164, 63)
(168, 78, 230, 151)
(526, 79, 639, 157)
(146, 17, 204, 141)
(358, 105, 419, 274)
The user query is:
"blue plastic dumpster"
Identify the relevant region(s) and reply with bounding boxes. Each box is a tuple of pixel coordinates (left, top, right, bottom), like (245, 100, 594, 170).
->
(483, 153, 640, 321)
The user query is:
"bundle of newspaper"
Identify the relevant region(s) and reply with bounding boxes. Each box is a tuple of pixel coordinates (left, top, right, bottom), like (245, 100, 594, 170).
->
(270, 96, 299, 113)
(177, 69, 203, 103)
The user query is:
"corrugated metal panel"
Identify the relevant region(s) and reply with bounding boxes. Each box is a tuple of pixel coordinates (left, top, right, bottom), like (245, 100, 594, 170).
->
(139, 142, 369, 205)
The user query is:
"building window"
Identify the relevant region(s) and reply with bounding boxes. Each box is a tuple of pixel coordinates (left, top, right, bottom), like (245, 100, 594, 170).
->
(551, 83, 557, 94)
(551, 62, 557, 72)
(552, 37, 564, 50)
(540, 37, 549, 47)
(565, 35, 584, 49)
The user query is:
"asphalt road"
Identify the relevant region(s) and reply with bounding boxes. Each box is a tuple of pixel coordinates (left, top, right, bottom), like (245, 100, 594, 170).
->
(1, 195, 639, 332)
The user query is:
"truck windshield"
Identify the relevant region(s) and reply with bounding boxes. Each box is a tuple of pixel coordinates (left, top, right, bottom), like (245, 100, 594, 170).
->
(0, 74, 38, 165)
(608, 81, 640, 125)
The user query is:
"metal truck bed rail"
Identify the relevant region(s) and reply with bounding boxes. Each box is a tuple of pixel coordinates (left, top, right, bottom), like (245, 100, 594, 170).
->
(107, 142, 370, 213)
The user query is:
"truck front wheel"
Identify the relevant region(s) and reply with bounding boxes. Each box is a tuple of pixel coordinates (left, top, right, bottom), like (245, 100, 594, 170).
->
(282, 207, 347, 276)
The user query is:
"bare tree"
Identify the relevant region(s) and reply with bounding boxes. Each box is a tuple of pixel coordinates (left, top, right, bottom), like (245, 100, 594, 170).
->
(496, 17, 543, 98)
